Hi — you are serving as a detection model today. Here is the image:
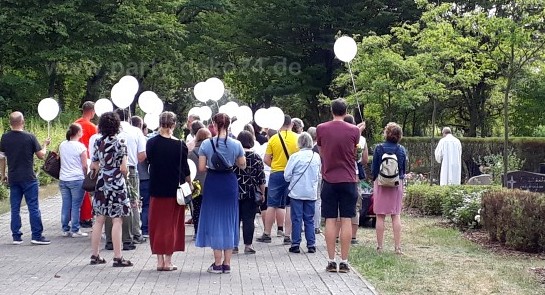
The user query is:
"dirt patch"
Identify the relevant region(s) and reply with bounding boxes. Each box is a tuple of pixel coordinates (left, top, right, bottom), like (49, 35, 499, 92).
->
(464, 230, 545, 259)
(529, 267, 545, 284)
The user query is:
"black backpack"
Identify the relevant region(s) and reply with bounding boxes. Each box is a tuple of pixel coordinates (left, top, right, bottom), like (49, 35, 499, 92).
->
(210, 138, 232, 171)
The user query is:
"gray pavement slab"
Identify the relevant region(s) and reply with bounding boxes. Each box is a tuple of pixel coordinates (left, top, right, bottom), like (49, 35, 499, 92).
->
(0, 194, 377, 295)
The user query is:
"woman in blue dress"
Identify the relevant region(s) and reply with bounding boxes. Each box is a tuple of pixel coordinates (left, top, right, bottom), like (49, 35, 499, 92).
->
(196, 113, 246, 274)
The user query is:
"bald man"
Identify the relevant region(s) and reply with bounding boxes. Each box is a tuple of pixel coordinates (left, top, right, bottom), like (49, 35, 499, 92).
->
(435, 127, 462, 185)
(0, 112, 51, 245)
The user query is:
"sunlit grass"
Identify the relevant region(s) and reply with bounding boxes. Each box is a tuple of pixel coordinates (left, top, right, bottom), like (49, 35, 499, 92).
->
(351, 215, 545, 295)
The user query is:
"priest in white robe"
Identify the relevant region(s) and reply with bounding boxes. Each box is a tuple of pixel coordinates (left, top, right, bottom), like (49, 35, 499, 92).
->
(435, 127, 462, 185)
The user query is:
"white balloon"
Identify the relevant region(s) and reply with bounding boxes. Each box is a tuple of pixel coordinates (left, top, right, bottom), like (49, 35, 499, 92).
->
(188, 107, 201, 118)
(224, 101, 239, 118)
(235, 106, 253, 125)
(111, 83, 133, 109)
(230, 120, 245, 138)
(199, 106, 212, 121)
(218, 104, 228, 115)
(334, 36, 358, 62)
(206, 77, 225, 101)
(144, 113, 160, 130)
(187, 159, 197, 181)
(138, 91, 159, 114)
(94, 98, 113, 117)
(118, 75, 139, 96)
(267, 107, 285, 130)
(38, 98, 60, 121)
(254, 108, 269, 128)
(152, 98, 164, 115)
(193, 82, 209, 102)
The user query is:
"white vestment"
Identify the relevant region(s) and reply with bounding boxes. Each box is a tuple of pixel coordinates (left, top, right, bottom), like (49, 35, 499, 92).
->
(434, 134, 462, 185)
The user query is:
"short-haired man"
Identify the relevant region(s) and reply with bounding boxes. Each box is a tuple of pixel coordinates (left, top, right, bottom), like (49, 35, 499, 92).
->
(435, 127, 462, 185)
(186, 114, 201, 142)
(317, 99, 360, 273)
(0, 112, 51, 245)
(74, 101, 97, 228)
(256, 115, 299, 244)
(105, 109, 147, 250)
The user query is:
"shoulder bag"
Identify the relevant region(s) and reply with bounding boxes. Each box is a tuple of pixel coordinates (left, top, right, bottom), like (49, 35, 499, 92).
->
(42, 150, 61, 179)
(177, 140, 193, 205)
(82, 169, 98, 192)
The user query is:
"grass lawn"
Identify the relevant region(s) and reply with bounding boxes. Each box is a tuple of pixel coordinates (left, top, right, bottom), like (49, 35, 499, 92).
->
(351, 215, 545, 295)
(0, 183, 59, 215)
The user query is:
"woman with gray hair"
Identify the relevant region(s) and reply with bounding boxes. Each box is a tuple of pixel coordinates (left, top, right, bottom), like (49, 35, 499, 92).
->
(283, 132, 321, 253)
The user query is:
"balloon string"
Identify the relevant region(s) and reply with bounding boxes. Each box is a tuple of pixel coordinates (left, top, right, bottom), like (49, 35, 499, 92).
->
(47, 121, 51, 138)
(347, 62, 363, 121)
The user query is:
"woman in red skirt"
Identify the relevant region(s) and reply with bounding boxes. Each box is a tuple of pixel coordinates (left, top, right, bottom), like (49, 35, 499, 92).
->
(146, 111, 192, 271)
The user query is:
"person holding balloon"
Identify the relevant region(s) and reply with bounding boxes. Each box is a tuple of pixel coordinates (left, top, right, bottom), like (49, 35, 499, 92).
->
(0, 111, 51, 245)
(187, 128, 211, 239)
(146, 111, 192, 271)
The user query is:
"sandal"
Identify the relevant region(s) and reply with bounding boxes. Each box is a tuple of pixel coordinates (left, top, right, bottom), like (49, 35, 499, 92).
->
(162, 264, 178, 271)
(90, 255, 107, 265)
(376, 246, 383, 254)
(395, 247, 404, 255)
(112, 257, 133, 267)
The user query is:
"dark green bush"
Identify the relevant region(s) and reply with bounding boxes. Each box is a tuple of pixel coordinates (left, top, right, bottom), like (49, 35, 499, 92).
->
(482, 189, 545, 253)
(405, 185, 498, 229)
(405, 185, 448, 215)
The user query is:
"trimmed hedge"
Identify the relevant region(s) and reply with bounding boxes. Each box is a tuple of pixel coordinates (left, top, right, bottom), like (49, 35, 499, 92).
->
(405, 185, 499, 228)
(0, 184, 7, 201)
(401, 137, 545, 181)
(482, 189, 545, 253)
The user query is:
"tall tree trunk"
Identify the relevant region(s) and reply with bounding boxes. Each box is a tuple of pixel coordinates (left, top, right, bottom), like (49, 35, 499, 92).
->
(82, 67, 107, 105)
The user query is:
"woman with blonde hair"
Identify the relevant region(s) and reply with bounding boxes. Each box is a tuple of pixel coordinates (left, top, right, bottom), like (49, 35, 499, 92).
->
(146, 111, 192, 271)
(371, 122, 407, 255)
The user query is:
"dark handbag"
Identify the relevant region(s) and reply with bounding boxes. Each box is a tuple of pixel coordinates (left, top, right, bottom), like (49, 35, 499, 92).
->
(210, 138, 232, 171)
(42, 151, 61, 179)
(254, 189, 264, 205)
(82, 169, 98, 192)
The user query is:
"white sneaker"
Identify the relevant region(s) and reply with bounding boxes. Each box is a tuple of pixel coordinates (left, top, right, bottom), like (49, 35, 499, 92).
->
(277, 230, 284, 237)
(62, 231, 71, 237)
(71, 231, 88, 238)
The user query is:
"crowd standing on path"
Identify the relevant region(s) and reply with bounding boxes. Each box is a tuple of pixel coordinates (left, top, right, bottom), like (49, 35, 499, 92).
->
(0, 98, 420, 274)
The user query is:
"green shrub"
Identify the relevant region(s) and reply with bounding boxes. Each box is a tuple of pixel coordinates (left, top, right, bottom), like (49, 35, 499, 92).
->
(482, 189, 545, 253)
(405, 185, 448, 215)
(0, 184, 8, 200)
(476, 148, 525, 185)
(405, 185, 498, 229)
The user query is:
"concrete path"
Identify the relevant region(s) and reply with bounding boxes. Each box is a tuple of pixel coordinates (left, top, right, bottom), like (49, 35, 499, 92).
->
(0, 192, 377, 295)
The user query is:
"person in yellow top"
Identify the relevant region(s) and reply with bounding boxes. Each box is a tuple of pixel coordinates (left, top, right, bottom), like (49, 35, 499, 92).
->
(257, 115, 299, 244)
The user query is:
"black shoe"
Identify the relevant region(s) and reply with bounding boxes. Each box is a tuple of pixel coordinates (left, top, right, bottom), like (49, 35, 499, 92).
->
(105, 243, 113, 250)
(288, 246, 300, 253)
(123, 243, 136, 251)
(307, 246, 316, 253)
(326, 261, 338, 272)
(133, 236, 147, 244)
(232, 247, 239, 254)
(283, 236, 292, 245)
(256, 234, 272, 243)
(80, 220, 93, 228)
(338, 262, 350, 273)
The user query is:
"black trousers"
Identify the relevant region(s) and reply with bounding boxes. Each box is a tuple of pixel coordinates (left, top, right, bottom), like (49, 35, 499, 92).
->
(192, 195, 202, 234)
(239, 198, 258, 245)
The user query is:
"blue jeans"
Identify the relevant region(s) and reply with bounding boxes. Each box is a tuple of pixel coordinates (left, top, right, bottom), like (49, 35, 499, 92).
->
(59, 180, 85, 233)
(139, 179, 150, 235)
(10, 180, 44, 240)
(290, 198, 316, 247)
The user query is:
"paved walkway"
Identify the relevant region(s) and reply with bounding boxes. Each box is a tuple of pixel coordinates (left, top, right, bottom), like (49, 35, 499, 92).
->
(0, 191, 377, 295)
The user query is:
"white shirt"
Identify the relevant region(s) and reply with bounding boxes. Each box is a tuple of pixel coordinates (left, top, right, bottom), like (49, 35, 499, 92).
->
(59, 140, 87, 181)
(356, 136, 367, 173)
(435, 134, 462, 185)
(118, 121, 146, 167)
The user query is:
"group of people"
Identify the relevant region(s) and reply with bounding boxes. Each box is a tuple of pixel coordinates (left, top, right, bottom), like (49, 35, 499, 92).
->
(0, 97, 415, 274)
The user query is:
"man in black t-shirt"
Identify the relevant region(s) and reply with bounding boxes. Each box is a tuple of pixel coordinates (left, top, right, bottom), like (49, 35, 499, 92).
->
(0, 112, 51, 245)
